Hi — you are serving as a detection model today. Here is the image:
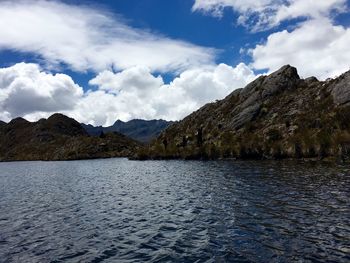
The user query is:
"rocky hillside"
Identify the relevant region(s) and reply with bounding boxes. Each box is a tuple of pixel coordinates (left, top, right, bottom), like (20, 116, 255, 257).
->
(138, 65, 350, 161)
(0, 114, 140, 161)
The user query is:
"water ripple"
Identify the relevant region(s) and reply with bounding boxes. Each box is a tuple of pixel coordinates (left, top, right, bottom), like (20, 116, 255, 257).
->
(0, 159, 349, 262)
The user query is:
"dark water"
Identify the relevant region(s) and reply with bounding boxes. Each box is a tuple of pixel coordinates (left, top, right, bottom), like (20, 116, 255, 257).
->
(0, 159, 349, 263)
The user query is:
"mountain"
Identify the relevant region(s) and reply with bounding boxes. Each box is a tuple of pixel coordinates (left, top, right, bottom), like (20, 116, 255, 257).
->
(0, 114, 140, 161)
(82, 119, 173, 143)
(137, 65, 350, 161)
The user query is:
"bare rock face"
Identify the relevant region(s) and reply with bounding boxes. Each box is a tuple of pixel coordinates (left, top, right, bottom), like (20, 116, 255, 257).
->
(228, 65, 301, 129)
(260, 65, 300, 98)
(330, 70, 350, 105)
(231, 103, 261, 129)
(139, 65, 350, 161)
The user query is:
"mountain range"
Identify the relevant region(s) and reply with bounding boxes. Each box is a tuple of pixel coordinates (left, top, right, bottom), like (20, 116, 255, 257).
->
(1, 65, 350, 162)
(138, 65, 350, 161)
(82, 119, 172, 143)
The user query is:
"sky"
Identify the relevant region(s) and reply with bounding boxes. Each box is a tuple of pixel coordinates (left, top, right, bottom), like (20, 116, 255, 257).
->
(0, 0, 349, 126)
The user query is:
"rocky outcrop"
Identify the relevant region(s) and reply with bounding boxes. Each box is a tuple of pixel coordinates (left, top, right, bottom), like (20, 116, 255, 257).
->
(0, 114, 140, 161)
(229, 65, 301, 129)
(330, 70, 350, 105)
(137, 65, 350, 161)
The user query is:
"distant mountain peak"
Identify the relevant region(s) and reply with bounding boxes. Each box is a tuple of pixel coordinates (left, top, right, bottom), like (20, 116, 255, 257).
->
(113, 119, 124, 125)
(47, 113, 73, 121)
(83, 119, 173, 143)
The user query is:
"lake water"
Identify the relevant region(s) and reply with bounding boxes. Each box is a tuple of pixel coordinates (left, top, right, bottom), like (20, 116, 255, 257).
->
(0, 159, 349, 262)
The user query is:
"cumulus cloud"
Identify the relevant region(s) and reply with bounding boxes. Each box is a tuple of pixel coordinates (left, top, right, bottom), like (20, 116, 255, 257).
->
(0, 63, 256, 125)
(0, 0, 216, 73)
(75, 63, 256, 125)
(250, 18, 350, 79)
(192, 0, 347, 31)
(0, 63, 83, 121)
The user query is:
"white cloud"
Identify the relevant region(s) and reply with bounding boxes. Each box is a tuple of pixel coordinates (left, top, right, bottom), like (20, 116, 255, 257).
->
(80, 63, 256, 125)
(192, 0, 347, 31)
(274, 0, 346, 23)
(250, 18, 350, 79)
(89, 67, 164, 95)
(0, 63, 256, 125)
(74, 63, 256, 125)
(192, 0, 278, 18)
(0, 0, 216, 73)
(0, 63, 83, 120)
(193, 0, 350, 79)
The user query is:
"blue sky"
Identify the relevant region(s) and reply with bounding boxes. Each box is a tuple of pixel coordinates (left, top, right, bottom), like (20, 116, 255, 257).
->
(0, 0, 349, 125)
(0, 0, 261, 85)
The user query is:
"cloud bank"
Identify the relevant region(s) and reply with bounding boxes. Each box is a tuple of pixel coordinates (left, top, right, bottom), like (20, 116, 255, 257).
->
(192, 0, 347, 31)
(0, 63, 256, 125)
(0, 0, 216, 73)
(250, 18, 350, 79)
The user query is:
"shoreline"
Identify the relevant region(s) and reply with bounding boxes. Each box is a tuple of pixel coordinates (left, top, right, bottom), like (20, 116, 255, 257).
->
(1, 155, 348, 164)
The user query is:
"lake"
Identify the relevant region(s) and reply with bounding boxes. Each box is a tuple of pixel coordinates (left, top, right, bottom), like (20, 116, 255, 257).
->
(0, 159, 349, 262)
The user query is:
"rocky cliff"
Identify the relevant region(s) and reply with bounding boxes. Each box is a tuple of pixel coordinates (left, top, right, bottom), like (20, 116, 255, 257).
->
(138, 65, 350, 161)
(0, 114, 140, 161)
